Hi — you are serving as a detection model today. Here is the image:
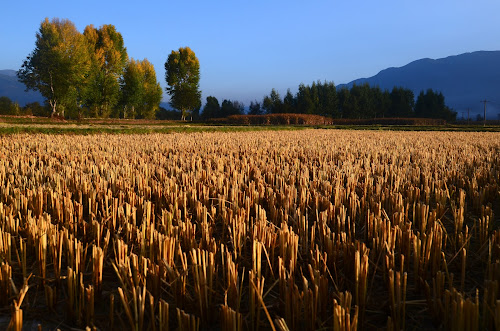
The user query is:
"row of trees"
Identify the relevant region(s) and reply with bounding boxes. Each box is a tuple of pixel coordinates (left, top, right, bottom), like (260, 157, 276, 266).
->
(15, 17, 455, 121)
(200, 97, 244, 119)
(199, 82, 456, 121)
(17, 18, 163, 119)
(257, 82, 456, 120)
(0, 97, 48, 116)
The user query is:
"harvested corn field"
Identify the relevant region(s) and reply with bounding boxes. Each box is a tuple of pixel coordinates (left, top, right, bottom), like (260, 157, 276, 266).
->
(0, 130, 499, 330)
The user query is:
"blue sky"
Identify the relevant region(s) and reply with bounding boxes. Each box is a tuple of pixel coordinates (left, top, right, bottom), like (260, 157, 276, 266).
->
(1, 0, 499, 105)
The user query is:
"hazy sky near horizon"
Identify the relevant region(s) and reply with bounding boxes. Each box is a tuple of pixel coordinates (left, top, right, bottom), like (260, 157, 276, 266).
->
(1, 0, 499, 104)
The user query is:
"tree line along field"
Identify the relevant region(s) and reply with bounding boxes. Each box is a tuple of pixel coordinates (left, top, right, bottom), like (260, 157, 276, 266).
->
(0, 130, 499, 330)
(14, 18, 456, 123)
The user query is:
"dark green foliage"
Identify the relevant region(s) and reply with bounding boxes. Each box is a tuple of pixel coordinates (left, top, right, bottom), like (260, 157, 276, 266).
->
(0, 96, 15, 114)
(260, 81, 453, 121)
(337, 88, 351, 118)
(262, 96, 272, 114)
(296, 84, 314, 114)
(351, 84, 376, 118)
(24, 102, 50, 117)
(262, 89, 283, 114)
(270, 89, 283, 113)
(283, 89, 296, 114)
(0, 97, 50, 116)
(373, 88, 391, 118)
(249, 101, 263, 115)
(415, 89, 456, 121)
(201, 96, 220, 119)
(316, 81, 337, 117)
(220, 99, 244, 117)
(263, 81, 337, 117)
(388, 87, 414, 117)
(156, 107, 181, 120)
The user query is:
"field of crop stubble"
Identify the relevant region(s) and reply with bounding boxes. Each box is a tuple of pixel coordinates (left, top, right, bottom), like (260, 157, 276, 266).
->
(0, 130, 499, 330)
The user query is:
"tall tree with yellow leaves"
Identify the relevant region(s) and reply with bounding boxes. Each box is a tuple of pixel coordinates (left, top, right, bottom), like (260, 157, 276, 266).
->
(18, 18, 91, 117)
(121, 58, 163, 119)
(83, 24, 128, 117)
(164, 47, 201, 120)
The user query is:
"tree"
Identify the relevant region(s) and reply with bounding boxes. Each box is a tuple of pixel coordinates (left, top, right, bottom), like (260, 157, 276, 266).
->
(270, 88, 283, 113)
(121, 58, 163, 119)
(138, 60, 163, 119)
(231, 101, 245, 114)
(83, 24, 128, 117)
(262, 95, 273, 114)
(165, 47, 201, 120)
(350, 83, 375, 118)
(156, 107, 181, 120)
(24, 102, 50, 117)
(249, 101, 263, 115)
(0, 96, 14, 114)
(220, 99, 243, 117)
(262, 88, 283, 114)
(373, 88, 391, 118)
(201, 96, 220, 119)
(283, 89, 296, 113)
(388, 87, 414, 117)
(337, 88, 352, 118)
(297, 84, 314, 114)
(317, 81, 338, 117)
(18, 18, 91, 117)
(414, 89, 456, 121)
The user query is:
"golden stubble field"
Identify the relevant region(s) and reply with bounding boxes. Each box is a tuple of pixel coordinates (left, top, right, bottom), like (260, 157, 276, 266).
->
(0, 130, 499, 330)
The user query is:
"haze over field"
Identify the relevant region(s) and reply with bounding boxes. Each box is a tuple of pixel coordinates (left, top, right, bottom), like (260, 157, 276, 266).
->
(1, 0, 499, 107)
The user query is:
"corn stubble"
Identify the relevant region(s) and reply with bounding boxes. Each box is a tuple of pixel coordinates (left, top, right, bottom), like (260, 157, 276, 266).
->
(0, 130, 499, 330)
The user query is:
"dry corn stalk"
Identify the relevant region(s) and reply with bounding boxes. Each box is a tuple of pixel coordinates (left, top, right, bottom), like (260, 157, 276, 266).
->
(0, 130, 498, 330)
(387, 269, 407, 331)
(118, 284, 147, 331)
(176, 308, 199, 331)
(221, 304, 243, 331)
(191, 248, 216, 323)
(8, 282, 28, 331)
(333, 291, 358, 331)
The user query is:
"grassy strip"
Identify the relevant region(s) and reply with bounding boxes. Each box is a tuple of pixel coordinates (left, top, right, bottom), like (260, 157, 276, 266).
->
(0, 125, 307, 135)
(316, 124, 500, 132)
(1, 115, 500, 134)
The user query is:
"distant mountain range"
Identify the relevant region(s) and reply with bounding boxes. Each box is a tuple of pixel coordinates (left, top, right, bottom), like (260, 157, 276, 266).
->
(0, 69, 44, 106)
(2, 51, 500, 118)
(337, 51, 500, 119)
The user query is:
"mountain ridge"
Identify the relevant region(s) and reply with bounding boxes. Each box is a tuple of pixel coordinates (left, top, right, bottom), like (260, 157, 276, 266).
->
(0, 69, 44, 106)
(337, 50, 500, 119)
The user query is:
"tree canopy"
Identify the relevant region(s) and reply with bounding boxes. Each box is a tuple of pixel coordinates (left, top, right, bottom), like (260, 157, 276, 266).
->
(201, 96, 220, 119)
(17, 18, 91, 117)
(249, 101, 263, 115)
(165, 47, 201, 120)
(0, 97, 20, 115)
(121, 59, 163, 119)
(415, 89, 456, 121)
(259, 81, 455, 121)
(83, 24, 128, 117)
(17, 17, 163, 119)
